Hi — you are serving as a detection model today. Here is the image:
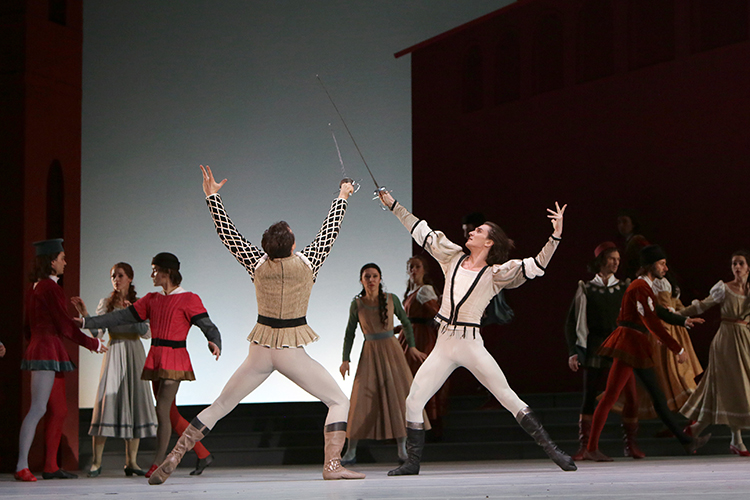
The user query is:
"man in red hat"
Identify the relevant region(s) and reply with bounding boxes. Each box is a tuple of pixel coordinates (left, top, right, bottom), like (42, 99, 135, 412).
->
(565, 241, 642, 460)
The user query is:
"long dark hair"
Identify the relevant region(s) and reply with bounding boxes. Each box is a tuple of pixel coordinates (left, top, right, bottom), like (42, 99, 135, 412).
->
(28, 252, 61, 282)
(485, 222, 515, 265)
(358, 263, 388, 328)
(403, 255, 434, 302)
(105, 262, 138, 312)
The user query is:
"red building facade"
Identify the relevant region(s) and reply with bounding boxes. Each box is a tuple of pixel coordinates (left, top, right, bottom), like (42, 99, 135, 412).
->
(0, 0, 84, 472)
(397, 0, 750, 393)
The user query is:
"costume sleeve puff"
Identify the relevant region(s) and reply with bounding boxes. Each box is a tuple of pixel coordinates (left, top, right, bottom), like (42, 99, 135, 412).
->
(392, 294, 415, 348)
(44, 281, 100, 352)
(301, 197, 348, 282)
(391, 202, 463, 273)
(415, 285, 438, 304)
(206, 193, 265, 281)
(415, 285, 440, 317)
(491, 236, 560, 291)
(680, 280, 724, 316)
(635, 285, 682, 353)
(342, 299, 359, 362)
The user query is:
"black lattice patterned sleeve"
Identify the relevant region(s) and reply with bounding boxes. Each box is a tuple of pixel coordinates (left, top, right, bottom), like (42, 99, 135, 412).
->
(206, 193, 264, 280)
(301, 197, 348, 282)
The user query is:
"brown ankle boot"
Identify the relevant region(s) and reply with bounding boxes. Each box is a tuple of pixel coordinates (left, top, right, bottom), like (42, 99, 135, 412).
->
(622, 419, 645, 459)
(149, 418, 209, 485)
(322, 426, 365, 480)
(572, 414, 592, 461)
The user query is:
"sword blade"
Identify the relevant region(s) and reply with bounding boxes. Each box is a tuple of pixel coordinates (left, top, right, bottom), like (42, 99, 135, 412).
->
(316, 75, 380, 190)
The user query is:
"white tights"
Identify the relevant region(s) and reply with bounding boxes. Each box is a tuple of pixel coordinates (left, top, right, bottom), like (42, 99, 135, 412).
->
(198, 343, 349, 429)
(405, 331, 527, 423)
(16, 371, 56, 471)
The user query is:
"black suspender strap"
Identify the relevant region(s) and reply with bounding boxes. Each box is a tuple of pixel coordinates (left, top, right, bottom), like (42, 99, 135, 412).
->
(446, 254, 489, 326)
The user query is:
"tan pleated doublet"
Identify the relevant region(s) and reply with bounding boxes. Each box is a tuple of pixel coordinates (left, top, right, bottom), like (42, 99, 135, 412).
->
(247, 254, 320, 348)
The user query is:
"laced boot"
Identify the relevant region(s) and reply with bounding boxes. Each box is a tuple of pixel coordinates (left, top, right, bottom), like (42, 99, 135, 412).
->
(622, 418, 645, 459)
(149, 418, 210, 485)
(572, 414, 592, 461)
(516, 407, 577, 471)
(322, 423, 365, 480)
(388, 424, 425, 476)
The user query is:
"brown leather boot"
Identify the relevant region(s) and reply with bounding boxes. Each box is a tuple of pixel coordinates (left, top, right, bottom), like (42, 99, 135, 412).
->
(572, 414, 592, 461)
(322, 424, 365, 480)
(622, 418, 645, 459)
(149, 418, 209, 485)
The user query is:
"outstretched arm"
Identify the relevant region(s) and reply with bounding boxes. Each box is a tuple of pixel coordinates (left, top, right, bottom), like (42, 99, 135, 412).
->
(301, 180, 353, 281)
(493, 202, 566, 290)
(202, 165, 264, 280)
(378, 191, 463, 268)
(80, 305, 143, 331)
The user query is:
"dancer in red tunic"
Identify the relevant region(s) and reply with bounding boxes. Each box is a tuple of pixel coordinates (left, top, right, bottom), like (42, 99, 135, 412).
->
(15, 239, 106, 482)
(78, 252, 222, 477)
(585, 245, 710, 461)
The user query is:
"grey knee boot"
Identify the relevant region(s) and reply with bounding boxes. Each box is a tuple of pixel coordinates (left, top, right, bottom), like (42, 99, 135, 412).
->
(516, 407, 577, 472)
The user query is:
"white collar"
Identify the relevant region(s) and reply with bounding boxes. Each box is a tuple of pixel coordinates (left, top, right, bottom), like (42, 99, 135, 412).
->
(160, 286, 187, 296)
(593, 274, 619, 287)
(638, 275, 655, 290)
(49, 275, 60, 283)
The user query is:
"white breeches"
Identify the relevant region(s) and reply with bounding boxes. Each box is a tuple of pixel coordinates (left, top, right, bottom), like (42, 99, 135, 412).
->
(198, 343, 349, 429)
(405, 331, 527, 422)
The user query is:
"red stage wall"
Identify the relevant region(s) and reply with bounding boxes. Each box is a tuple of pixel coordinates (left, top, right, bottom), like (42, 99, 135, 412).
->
(0, 0, 84, 472)
(401, 0, 750, 395)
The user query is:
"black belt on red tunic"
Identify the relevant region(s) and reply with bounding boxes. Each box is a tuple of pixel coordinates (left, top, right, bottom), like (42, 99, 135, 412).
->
(617, 321, 648, 334)
(257, 315, 307, 328)
(151, 338, 187, 348)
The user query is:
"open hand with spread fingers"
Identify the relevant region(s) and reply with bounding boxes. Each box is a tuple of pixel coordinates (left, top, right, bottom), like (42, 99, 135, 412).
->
(548, 202, 567, 238)
(200, 165, 227, 197)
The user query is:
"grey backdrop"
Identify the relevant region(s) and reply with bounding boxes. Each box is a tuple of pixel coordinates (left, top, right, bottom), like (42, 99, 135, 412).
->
(78, 1, 512, 407)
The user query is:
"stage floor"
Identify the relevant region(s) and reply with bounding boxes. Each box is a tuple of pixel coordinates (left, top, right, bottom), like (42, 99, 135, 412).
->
(1, 456, 747, 499)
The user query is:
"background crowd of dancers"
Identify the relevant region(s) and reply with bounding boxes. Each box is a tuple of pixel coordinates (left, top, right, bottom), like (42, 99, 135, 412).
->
(7, 168, 749, 484)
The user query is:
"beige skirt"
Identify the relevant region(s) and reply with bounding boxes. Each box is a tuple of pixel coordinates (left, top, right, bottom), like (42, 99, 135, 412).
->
(347, 335, 429, 440)
(681, 322, 750, 427)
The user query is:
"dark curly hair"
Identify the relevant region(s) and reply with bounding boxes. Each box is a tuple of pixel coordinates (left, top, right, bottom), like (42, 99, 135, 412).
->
(358, 263, 388, 328)
(105, 262, 139, 312)
(485, 222, 515, 265)
(262, 221, 295, 260)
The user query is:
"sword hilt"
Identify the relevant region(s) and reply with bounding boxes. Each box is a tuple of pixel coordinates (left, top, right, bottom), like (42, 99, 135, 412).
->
(372, 186, 390, 210)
